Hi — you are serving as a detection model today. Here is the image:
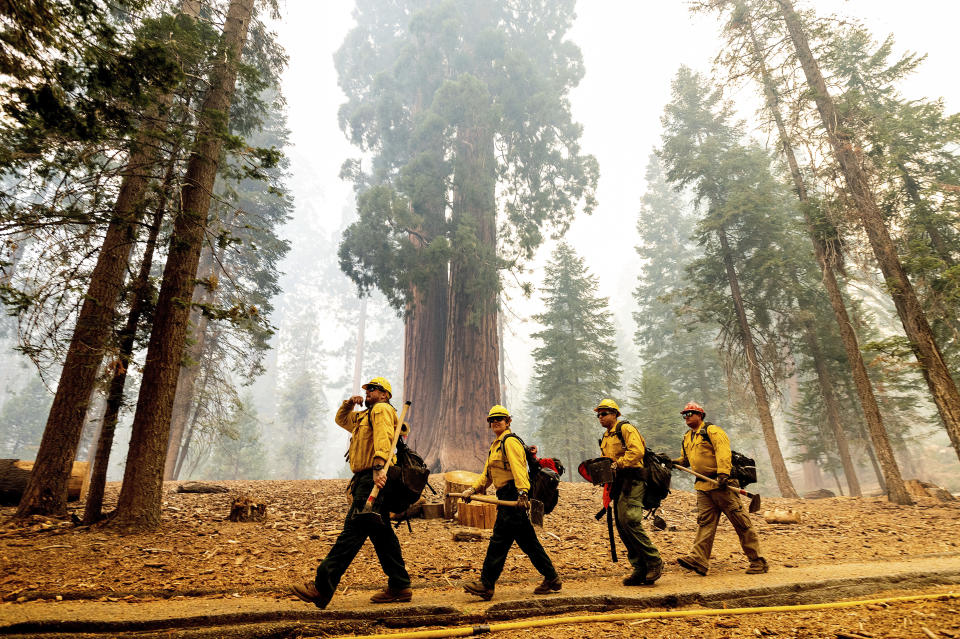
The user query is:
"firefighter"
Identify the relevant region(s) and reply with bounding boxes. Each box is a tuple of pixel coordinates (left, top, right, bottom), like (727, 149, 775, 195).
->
(290, 377, 412, 608)
(671, 402, 767, 575)
(461, 405, 561, 600)
(596, 398, 664, 585)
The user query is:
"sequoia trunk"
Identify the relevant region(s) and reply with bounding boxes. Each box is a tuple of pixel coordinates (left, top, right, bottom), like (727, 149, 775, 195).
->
(435, 124, 500, 471)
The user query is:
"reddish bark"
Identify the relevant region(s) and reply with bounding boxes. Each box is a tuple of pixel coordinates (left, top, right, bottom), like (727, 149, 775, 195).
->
(435, 125, 500, 472)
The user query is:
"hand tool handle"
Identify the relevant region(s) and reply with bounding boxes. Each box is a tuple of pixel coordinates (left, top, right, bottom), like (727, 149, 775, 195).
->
(673, 464, 754, 497)
(363, 400, 412, 508)
(448, 492, 520, 507)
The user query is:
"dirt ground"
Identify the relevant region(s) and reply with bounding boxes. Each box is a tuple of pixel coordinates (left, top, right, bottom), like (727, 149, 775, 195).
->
(1, 478, 959, 637)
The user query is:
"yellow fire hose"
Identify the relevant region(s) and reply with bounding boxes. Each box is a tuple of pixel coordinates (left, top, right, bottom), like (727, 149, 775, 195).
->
(336, 591, 959, 639)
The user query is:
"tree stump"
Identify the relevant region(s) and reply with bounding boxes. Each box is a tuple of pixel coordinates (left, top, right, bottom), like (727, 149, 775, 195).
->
(228, 495, 266, 522)
(457, 502, 497, 529)
(443, 470, 483, 519)
(177, 482, 229, 494)
(421, 503, 444, 519)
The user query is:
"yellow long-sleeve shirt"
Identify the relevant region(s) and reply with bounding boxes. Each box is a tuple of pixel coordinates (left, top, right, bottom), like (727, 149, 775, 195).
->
(472, 429, 530, 492)
(600, 421, 645, 469)
(336, 400, 397, 474)
(676, 423, 732, 491)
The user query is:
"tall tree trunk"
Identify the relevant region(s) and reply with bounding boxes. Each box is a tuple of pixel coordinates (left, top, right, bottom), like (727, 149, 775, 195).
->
(741, 11, 912, 504)
(108, 0, 254, 530)
(403, 275, 447, 470)
(163, 243, 216, 480)
(435, 124, 500, 471)
(716, 226, 798, 497)
(777, 0, 960, 467)
(15, 2, 201, 519)
(16, 108, 171, 518)
(83, 164, 171, 524)
(801, 327, 861, 496)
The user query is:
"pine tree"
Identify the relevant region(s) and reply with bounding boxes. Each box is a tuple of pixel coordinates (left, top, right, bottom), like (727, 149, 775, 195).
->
(530, 243, 621, 476)
(660, 67, 799, 497)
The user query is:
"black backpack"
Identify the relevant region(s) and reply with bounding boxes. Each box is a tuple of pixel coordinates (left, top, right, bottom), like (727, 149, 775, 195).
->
(383, 438, 432, 514)
(607, 421, 672, 510)
(699, 424, 758, 488)
(500, 433, 562, 515)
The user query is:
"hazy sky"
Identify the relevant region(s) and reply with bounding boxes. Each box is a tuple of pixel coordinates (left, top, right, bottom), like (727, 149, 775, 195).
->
(272, 0, 960, 405)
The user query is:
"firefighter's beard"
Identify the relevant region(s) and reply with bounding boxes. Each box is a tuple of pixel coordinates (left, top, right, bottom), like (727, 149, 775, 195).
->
(364, 398, 374, 409)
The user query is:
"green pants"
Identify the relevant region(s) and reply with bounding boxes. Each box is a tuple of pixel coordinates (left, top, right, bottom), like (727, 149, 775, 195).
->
(688, 486, 762, 569)
(614, 479, 662, 571)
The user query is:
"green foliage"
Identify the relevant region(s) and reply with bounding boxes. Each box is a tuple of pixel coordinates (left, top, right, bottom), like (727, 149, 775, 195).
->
(630, 153, 733, 428)
(334, 0, 598, 309)
(200, 394, 268, 480)
(530, 243, 621, 476)
(275, 370, 326, 480)
(627, 369, 681, 454)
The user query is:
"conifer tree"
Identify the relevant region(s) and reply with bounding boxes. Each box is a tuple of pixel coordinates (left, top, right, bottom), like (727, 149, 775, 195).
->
(530, 243, 621, 475)
(660, 68, 799, 497)
(335, 0, 598, 470)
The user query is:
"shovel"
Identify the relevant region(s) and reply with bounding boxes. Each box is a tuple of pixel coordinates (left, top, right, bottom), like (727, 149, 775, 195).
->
(353, 400, 412, 525)
(674, 465, 762, 513)
(448, 492, 523, 508)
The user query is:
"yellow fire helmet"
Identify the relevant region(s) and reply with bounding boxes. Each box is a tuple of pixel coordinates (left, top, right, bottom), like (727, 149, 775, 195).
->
(594, 398, 621, 415)
(361, 376, 393, 398)
(487, 404, 511, 420)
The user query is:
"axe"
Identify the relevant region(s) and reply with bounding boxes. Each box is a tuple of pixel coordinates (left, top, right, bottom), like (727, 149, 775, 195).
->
(353, 400, 411, 525)
(674, 465, 762, 513)
(448, 492, 523, 508)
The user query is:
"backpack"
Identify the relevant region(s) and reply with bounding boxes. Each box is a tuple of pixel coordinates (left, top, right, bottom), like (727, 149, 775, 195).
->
(500, 433, 562, 515)
(383, 438, 432, 514)
(699, 424, 758, 488)
(606, 421, 672, 510)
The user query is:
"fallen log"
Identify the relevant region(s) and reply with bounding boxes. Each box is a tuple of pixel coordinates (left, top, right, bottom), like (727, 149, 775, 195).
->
(0, 459, 89, 506)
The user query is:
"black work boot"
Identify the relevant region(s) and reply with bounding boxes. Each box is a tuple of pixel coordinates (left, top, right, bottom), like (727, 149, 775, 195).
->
(622, 568, 647, 586)
(677, 556, 708, 576)
(746, 557, 769, 574)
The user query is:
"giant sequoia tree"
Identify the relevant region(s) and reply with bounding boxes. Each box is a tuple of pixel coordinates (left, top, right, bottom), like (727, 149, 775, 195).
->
(335, 0, 597, 470)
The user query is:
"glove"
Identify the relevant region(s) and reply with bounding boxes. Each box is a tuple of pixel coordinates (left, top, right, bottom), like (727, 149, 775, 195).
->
(462, 487, 475, 503)
(716, 473, 730, 488)
(659, 454, 675, 470)
(517, 490, 530, 510)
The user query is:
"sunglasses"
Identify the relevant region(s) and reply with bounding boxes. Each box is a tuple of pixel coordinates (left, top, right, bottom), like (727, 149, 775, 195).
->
(596, 411, 614, 418)
(681, 411, 699, 418)
(487, 416, 507, 423)
(366, 385, 385, 393)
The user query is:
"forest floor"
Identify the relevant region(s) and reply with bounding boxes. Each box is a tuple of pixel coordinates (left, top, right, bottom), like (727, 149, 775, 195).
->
(1, 478, 959, 638)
